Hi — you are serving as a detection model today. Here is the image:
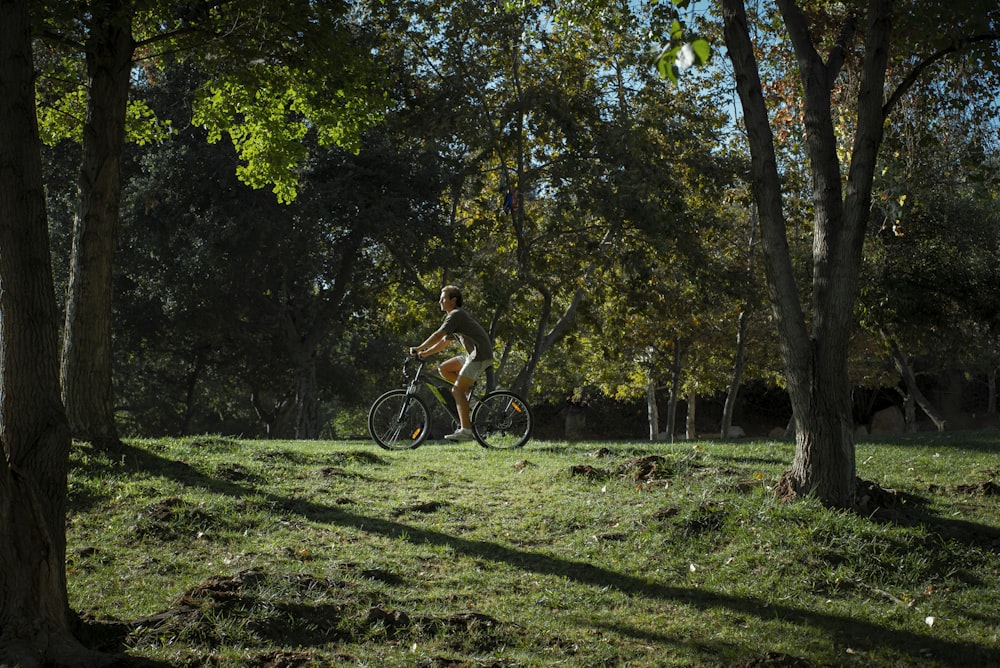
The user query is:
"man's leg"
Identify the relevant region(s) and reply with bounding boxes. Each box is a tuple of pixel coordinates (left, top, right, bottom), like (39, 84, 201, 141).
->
(437, 357, 462, 384)
(452, 375, 475, 430)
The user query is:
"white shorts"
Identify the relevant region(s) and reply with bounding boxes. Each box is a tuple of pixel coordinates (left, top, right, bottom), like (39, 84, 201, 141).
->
(458, 356, 491, 381)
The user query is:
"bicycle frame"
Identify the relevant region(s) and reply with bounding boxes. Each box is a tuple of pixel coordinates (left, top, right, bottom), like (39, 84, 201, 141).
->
(403, 357, 474, 426)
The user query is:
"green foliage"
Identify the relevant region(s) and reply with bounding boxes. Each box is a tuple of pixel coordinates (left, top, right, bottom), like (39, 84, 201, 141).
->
(33, 0, 387, 202)
(651, 1, 712, 84)
(66, 433, 1000, 665)
(858, 66, 1000, 383)
(192, 64, 386, 203)
(112, 59, 445, 437)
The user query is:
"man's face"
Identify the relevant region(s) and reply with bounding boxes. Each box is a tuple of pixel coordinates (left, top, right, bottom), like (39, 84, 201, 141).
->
(439, 291, 455, 312)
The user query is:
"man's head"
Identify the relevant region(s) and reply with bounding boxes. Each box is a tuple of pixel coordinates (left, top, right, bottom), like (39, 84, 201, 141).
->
(440, 285, 463, 310)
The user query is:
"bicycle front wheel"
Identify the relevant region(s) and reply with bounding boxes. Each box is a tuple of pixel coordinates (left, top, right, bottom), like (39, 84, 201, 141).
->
(368, 390, 430, 450)
(472, 391, 532, 449)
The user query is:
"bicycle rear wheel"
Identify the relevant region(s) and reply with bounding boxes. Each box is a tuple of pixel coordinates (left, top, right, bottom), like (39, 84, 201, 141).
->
(368, 390, 430, 450)
(471, 390, 532, 449)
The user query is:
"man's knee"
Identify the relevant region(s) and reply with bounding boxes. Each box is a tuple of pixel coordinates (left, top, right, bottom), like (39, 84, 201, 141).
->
(452, 379, 471, 399)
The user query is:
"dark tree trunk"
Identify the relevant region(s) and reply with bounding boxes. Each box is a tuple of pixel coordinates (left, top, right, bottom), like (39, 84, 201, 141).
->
(720, 308, 749, 439)
(251, 389, 296, 439)
(685, 388, 697, 440)
(180, 348, 207, 435)
(0, 1, 103, 663)
(510, 285, 583, 399)
(889, 343, 947, 431)
(988, 366, 998, 415)
(60, 0, 134, 448)
(664, 338, 683, 443)
(295, 356, 320, 439)
(722, 0, 893, 507)
(721, 219, 757, 440)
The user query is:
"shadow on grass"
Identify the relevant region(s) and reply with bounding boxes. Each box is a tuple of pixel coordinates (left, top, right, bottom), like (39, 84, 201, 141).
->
(861, 428, 1000, 452)
(84, 442, 999, 667)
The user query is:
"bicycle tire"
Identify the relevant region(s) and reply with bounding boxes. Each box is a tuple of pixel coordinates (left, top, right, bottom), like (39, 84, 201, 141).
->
(368, 390, 430, 450)
(471, 390, 532, 449)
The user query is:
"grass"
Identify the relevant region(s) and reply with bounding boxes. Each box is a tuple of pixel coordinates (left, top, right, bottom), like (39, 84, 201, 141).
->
(66, 431, 1000, 667)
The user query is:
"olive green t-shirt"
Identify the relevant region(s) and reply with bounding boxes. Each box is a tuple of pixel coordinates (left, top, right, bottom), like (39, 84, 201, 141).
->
(436, 308, 493, 362)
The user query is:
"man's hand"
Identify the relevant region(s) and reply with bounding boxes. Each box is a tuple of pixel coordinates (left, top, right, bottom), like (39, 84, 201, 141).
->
(408, 347, 421, 358)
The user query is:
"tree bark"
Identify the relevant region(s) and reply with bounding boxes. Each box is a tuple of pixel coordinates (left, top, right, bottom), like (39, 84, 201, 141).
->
(685, 388, 697, 440)
(60, 0, 134, 448)
(0, 1, 103, 663)
(988, 365, 998, 415)
(295, 356, 320, 438)
(510, 284, 584, 398)
(665, 338, 683, 443)
(721, 218, 757, 440)
(721, 0, 896, 507)
(721, 308, 749, 440)
(646, 376, 660, 441)
(889, 343, 947, 431)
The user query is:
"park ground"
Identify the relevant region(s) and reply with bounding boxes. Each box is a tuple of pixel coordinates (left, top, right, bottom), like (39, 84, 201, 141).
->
(67, 432, 1000, 667)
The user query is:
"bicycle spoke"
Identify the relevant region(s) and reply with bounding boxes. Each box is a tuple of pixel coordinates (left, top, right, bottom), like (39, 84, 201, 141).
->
(368, 390, 430, 450)
(472, 391, 532, 449)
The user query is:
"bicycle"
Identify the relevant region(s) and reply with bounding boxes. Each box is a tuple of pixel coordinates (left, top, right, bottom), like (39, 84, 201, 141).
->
(368, 355, 532, 450)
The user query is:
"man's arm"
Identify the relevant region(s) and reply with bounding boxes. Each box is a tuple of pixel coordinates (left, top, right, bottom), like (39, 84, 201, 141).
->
(409, 331, 449, 358)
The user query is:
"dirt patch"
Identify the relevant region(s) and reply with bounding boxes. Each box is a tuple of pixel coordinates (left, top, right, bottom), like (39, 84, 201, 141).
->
(568, 464, 611, 480)
(735, 650, 812, 667)
(132, 497, 216, 541)
(948, 480, 1000, 496)
(364, 607, 511, 653)
(616, 455, 669, 483)
(390, 499, 447, 517)
(852, 479, 1000, 548)
(215, 462, 260, 484)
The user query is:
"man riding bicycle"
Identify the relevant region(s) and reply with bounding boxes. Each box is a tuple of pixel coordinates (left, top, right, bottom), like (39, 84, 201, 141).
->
(409, 285, 493, 441)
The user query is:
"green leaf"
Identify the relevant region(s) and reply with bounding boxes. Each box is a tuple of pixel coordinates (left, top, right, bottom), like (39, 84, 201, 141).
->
(655, 45, 681, 84)
(692, 39, 712, 65)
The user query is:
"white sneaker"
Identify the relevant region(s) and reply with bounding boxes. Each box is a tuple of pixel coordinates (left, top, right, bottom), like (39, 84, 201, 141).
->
(444, 428, 474, 441)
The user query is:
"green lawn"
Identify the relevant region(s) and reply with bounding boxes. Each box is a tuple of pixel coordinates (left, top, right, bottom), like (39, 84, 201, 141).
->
(66, 431, 1000, 666)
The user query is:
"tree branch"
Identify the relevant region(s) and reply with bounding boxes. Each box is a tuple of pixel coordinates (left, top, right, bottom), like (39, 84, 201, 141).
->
(883, 32, 1000, 118)
(826, 10, 860, 82)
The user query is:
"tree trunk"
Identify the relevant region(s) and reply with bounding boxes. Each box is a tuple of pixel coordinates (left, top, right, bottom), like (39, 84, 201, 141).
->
(890, 344, 947, 431)
(988, 365, 998, 415)
(0, 2, 103, 663)
(510, 284, 583, 398)
(721, 308, 749, 440)
(723, 0, 893, 507)
(685, 389, 697, 440)
(180, 348, 206, 436)
(900, 391, 917, 432)
(781, 345, 857, 505)
(295, 356, 320, 439)
(251, 389, 296, 439)
(646, 376, 660, 441)
(60, 0, 134, 448)
(722, 217, 757, 440)
(664, 339, 683, 443)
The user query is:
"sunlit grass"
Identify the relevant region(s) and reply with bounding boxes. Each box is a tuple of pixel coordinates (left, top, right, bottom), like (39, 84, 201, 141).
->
(67, 432, 1000, 666)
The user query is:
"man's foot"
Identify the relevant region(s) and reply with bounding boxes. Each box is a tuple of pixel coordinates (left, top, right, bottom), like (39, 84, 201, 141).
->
(444, 428, 474, 441)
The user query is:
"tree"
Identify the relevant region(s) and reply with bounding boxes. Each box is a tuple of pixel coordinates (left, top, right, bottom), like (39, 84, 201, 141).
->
(35, 0, 384, 447)
(372, 0, 734, 405)
(857, 70, 1000, 431)
(0, 0, 100, 663)
(105, 60, 445, 438)
(715, 0, 999, 506)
